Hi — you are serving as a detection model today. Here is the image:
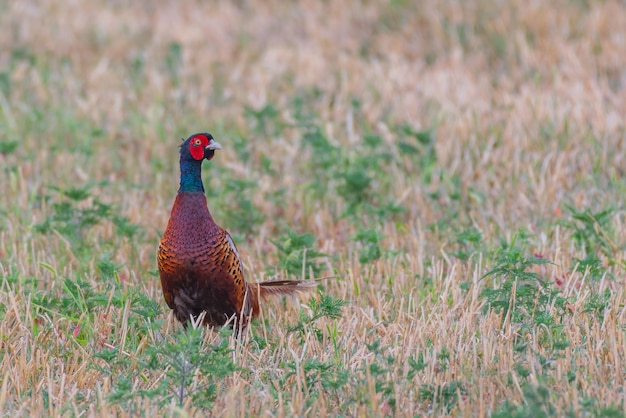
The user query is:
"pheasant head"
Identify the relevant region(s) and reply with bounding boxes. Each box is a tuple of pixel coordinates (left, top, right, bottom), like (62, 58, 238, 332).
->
(178, 133, 222, 193)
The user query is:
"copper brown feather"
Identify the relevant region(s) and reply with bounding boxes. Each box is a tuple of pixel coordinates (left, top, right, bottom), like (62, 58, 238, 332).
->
(157, 133, 314, 330)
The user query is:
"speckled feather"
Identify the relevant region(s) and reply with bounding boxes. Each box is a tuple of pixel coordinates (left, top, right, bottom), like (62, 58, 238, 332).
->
(158, 192, 253, 327)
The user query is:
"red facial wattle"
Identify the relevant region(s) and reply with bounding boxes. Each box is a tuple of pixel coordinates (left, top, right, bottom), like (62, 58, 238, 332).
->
(189, 135, 208, 160)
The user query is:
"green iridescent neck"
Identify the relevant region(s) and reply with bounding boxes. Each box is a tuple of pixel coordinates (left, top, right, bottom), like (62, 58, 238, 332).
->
(178, 158, 205, 193)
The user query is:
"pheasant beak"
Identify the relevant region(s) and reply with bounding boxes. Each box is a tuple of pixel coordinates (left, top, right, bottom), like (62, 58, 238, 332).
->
(206, 139, 222, 151)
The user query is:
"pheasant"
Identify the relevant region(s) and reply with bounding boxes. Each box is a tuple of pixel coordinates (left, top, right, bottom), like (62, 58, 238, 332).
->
(158, 133, 314, 330)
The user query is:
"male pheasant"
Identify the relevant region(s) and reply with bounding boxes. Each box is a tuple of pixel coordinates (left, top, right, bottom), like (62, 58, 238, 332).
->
(158, 133, 313, 330)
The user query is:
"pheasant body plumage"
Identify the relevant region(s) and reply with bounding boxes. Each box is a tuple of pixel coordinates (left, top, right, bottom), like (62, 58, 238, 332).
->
(158, 133, 312, 330)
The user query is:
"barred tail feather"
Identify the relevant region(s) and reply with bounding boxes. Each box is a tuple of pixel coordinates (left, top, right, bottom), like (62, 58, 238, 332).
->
(245, 280, 318, 320)
(255, 280, 317, 299)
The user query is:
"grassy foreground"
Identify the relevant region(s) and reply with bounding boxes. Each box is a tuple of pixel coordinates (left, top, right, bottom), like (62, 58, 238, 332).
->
(1, 0, 626, 416)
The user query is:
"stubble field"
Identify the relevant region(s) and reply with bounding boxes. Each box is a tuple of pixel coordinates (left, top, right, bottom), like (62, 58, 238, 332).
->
(1, 0, 626, 416)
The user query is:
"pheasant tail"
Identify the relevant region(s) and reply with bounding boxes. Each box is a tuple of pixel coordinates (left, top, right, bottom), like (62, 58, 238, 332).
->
(246, 280, 317, 316)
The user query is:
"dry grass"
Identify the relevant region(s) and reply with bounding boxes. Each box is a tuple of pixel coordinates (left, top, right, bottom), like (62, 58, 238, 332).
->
(1, 0, 626, 416)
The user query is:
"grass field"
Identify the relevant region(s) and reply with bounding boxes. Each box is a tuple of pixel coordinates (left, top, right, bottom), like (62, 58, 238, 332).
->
(1, 0, 626, 416)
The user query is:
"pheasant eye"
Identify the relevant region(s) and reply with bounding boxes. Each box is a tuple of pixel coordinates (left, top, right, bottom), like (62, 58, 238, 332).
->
(194, 138, 202, 146)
